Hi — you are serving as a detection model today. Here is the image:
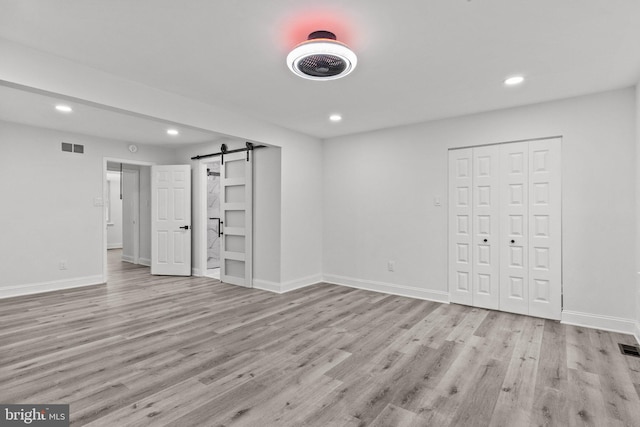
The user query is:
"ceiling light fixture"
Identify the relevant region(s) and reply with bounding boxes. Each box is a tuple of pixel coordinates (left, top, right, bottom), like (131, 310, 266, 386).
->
(167, 129, 179, 136)
(55, 105, 72, 113)
(504, 76, 525, 86)
(329, 114, 342, 122)
(287, 31, 357, 81)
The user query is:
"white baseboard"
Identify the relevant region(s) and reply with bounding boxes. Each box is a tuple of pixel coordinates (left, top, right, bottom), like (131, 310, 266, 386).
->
(635, 322, 640, 346)
(561, 310, 637, 336)
(322, 274, 450, 304)
(192, 268, 202, 277)
(121, 254, 134, 263)
(253, 279, 282, 293)
(282, 274, 322, 292)
(0, 275, 105, 299)
(138, 257, 151, 267)
(107, 243, 123, 249)
(253, 274, 322, 294)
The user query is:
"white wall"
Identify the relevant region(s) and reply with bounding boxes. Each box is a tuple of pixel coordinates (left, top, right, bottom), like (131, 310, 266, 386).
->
(106, 171, 123, 248)
(105, 172, 122, 249)
(121, 167, 139, 263)
(323, 88, 637, 333)
(0, 120, 176, 298)
(253, 145, 282, 286)
(636, 83, 640, 343)
(280, 139, 323, 288)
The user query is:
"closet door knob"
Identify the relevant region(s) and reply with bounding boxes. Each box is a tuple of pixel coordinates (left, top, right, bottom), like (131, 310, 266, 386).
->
(483, 239, 488, 243)
(510, 239, 515, 244)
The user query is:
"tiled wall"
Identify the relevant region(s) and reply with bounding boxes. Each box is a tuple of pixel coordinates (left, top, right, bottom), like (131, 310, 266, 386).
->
(207, 162, 221, 269)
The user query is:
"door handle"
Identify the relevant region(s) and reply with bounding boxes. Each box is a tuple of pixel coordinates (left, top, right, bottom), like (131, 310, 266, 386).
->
(210, 217, 223, 237)
(510, 239, 515, 244)
(179, 225, 190, 230)
(483, 239, 488, 243)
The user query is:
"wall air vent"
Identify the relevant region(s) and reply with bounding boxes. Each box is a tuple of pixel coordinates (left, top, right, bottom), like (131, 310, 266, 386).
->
(61, 142, 84, 154)
(618, 343, 640, 358)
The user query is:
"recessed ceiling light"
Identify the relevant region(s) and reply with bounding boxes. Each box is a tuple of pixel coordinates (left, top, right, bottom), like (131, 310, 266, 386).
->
(55, 105, 72, 113)
(287, 31, 357, 81)
(329, 114, 342, 122)
(504, 76, 525, 86)
(167, 129, 179, 136)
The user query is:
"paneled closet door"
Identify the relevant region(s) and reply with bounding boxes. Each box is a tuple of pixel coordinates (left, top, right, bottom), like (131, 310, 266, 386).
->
(448, 148, 473, 306)
(499, 142, 529, 315)
(472, 146, 500, 310)
(528, 139, 561, 320)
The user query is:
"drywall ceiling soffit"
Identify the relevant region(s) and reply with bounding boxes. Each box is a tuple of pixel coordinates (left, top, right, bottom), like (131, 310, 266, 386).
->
(0, 84, 223, 146)
(0, 0, 639, 139)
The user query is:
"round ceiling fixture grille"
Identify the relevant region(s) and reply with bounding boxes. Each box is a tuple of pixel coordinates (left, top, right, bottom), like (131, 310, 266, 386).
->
(287, 31, 357, 81)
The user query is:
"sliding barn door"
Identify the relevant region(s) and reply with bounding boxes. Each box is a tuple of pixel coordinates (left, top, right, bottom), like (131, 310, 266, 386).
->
(220, 152, 253, 287)
(449, 148, 473, 305)
(151, 165, 191, 276)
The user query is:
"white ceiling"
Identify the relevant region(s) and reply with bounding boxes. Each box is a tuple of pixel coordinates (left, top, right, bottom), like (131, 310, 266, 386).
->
(0, 84, 222, 145)
(0, 0, 639, 141)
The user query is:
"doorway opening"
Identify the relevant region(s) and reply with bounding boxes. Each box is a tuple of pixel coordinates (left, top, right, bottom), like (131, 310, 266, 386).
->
(103, 158, 155, 281)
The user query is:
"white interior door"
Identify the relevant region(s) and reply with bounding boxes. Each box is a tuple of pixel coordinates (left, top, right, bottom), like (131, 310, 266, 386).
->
(220, 151, 253, 287)
(151, 165, 191, 276)
(448, 148, 473, 305)
(472, 145, 500, 310)
(528, 139, 561, 320)
(499, 142, 529, 315)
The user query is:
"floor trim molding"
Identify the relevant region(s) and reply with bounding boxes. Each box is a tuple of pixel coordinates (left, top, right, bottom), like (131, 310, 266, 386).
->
(635, 322, 640, 346)
(254, 274, 322, 294)
(0, 275, 105, 299)
(561, 310, 637, 336)
(323, 274, 450, 304)
(253, 279, 282, 293)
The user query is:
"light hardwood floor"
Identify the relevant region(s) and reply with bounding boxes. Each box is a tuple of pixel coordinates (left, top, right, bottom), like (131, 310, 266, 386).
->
(1, 250, 639, 426)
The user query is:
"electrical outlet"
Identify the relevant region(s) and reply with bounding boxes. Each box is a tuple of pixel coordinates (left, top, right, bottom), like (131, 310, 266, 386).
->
(388, 260, 395, 272)
(58, 261, 67, 270)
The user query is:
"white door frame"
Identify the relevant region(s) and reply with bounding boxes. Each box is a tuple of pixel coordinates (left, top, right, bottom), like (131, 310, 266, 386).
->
(197, 159, 219, 276)
(102, 157, 155, 282)
(122, 167, 140, 264)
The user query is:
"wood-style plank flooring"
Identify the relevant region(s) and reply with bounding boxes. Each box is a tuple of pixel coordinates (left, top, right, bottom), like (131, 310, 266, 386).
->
(1, 249, 640, 426)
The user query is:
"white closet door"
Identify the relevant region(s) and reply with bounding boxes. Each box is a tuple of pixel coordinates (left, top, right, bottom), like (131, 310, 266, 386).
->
(528, 139, 561, 319)
(472, 146, 500, 310)
(499, 142, 529, 315)
(220, 151, 253, 287)
(448, 148, 473, 305)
